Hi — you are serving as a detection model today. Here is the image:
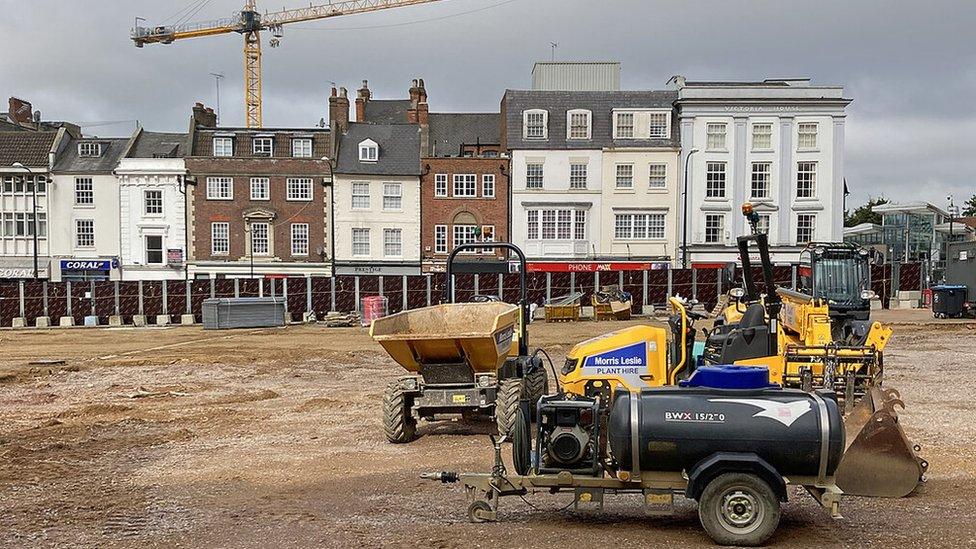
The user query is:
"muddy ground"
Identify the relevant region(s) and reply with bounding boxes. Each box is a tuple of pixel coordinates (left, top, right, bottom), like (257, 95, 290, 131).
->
(1, 313, 975, 548)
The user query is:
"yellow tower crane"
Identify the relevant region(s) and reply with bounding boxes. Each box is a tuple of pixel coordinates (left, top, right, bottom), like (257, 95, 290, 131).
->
(132, 0, 443, 128)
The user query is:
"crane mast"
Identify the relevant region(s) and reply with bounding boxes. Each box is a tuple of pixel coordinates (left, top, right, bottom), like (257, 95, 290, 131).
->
(132, 0, 442, 127)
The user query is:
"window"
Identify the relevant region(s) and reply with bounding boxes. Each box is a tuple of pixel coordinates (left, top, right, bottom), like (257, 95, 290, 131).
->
(250, 177, 270, 200)
(797, 214, 816, 244)
(253, 137, 274, 157)
(482, 174, 495, 198)
(526, 163, 543, 189)
(569, 163, 587, 189)
(648, 163, 667, 189)
(144, 190, 163, 215)
(287, 178, 312, 201)
(615, 112, 635, 138)
(4, 212, 46, 238)
(453, 174, 477, 197)
(352, 228, 370, 256)
(614, 213, 666, 240)
(796, 162, 817, 198)
(213, 137, 233, 157)
(483, 150, 498, 158)
(567, 109, 591, 139)
(434, 225, 448, 253)
(526, 208, 587, 241)
(291, 223, 309, 256)
(648, 112, 669, 138)
(77, 142, 101, 157)
(351, 182, 370, 209)
(145, 235, 164, 264)
(292, 138, 312, 158)
(434, 174, 448, 197)
(74, 178, 93, 205)
(751, 162, 771, 199)
(615, 164, 634, 189)
(756, 214, 771, 235)
(523, 110, 548, 139)
(453, 225, 478, 248)
(798, 123, 818, 150)
(250, 222, 269, 256)
(706, 123, 727, 150)
(705, 162, 726, 198)
(211, 223, 229, 255)
(358, 139, 378, 162)
(383, 228, 402, 257)
(76, 219, 94, 248)
(383, 183, 402, 210)
(752, 123, 772, 150)
(704, 214, 725, 244)
(207, 177, 233, 200)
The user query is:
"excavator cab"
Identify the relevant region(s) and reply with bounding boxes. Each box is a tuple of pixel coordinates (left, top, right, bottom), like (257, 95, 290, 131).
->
(798, 242, 877, 342)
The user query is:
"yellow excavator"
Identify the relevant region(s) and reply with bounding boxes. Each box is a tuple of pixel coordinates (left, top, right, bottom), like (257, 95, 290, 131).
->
(558, 204, 926, 498)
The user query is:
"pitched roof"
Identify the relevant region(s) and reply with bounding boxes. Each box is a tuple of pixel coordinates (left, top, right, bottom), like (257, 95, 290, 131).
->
(128, 131, 188, 158)
(362, 100, 411, 124)
(335, 123, 420, 176)
(53, 136, 129, 173)
(0, 131, 58, 168)
(502, 89, 679, 150)
(427, 113, 499, 157)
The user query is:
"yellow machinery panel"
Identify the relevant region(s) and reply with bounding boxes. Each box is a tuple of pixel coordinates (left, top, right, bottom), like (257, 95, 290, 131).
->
(562, 325, 670, 395)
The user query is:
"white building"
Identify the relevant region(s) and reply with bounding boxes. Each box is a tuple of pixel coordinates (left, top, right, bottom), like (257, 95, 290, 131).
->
(116, 130, 188, 280)
(332, 123, 422, 275)
(49, 135, 127, 281)
(674, 77, 852, 265)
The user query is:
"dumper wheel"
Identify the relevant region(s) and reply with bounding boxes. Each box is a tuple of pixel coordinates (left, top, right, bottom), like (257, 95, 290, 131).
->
(382, 382, 417, 443)
(495, 378, 523, 437)
(522, 367, 549, 407)
(698, 473, 780, 547)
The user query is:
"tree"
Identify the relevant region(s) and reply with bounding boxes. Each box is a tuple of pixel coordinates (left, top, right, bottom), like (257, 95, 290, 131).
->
(845, 196, 889, 227)
(962, 194, 976, 217)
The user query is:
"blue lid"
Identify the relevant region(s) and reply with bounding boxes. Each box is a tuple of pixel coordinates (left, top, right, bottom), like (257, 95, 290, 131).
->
(679, 365, 780, 390)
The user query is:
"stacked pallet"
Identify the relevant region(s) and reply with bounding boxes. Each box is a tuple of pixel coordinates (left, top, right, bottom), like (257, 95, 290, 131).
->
(321, 311, 362, 328)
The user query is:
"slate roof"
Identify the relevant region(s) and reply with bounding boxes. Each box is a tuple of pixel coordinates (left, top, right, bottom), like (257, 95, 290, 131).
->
(335, 123, 420, 176)
(502, 89, 680, 150)
(427, 113, 499, 157)
(127, 131, 188, 158)
(53, 136, 129, 173)
(362, 100, 411, 124)
(0, 131, 58, 168)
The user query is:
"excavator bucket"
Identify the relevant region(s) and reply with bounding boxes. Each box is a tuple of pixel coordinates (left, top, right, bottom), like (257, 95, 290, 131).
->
(835, 387, 928, 498)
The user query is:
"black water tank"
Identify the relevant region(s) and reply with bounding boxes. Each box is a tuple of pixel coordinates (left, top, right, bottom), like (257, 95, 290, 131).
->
(609, 387, 844, 477)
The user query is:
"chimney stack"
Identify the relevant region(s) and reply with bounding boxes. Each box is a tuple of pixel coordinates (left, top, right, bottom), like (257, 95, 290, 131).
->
(192, 102, 217, 128)
(407, 78, 429, 126)
(355, 80, 371, 122)
(329, 86, 350, 133)
(8, 97, 34, 125)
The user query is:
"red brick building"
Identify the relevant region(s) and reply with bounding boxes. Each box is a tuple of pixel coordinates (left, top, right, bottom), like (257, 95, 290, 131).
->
(185, 104, 333, 278)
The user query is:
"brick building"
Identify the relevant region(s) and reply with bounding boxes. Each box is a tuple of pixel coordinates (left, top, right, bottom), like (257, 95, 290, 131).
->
(185, 104, 333, 278)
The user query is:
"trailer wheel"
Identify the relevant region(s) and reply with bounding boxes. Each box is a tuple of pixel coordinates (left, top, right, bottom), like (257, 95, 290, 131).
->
(495, 378, 523, 437)
(698, 473, 780, 547)
(382, 382, 417, 443)
(522, 367, 548, 406)
(467, 500, 492, 523)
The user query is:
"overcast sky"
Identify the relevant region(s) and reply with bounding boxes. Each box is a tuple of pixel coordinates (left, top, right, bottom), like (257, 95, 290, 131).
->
(1, 0, 973, 208)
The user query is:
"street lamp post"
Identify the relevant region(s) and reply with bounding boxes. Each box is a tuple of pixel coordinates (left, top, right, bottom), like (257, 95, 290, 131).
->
(11, 162, 39, 279)
(681, 148, 700, 269)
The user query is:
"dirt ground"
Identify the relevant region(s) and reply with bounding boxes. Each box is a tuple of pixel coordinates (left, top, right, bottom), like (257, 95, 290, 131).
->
(1, 313, 975, 548)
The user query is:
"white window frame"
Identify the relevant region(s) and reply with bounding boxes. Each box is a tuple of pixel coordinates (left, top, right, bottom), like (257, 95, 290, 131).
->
(74, 177, 94, 206)
(756, 213, 771, 235)
(77, 142, 101, 157)
(358, 139, 378, 162)
(614, 212, 666, 240)
(213, 137, 233, 157)
(750, 162, 771, 200)
(566, 109, 592, 140)
(252, 136, 274, 157)
(383, 182, 403, 211)
(75, 219, 95, 248)
(250, 222, 270, 256)
(706, 123, 727, 151)
(615, 163, 634, 189)
(453, 174, 477, 197)
(291, 223, 309, 256)
(482, 174, 495, 198)
(752, 123, 773, 151)
(647, 111, 670, 139)
(704, 213, 726, 244)
(526, 208, 587, 241)
(796, 161, 817, 198)
(569, 162, 587, 189)
(523, 109, 548, 140)
(211, 222, 230, 255)
(351, 182, 370, 209)
(291, 138, 313, 158)
(453, 224, 478, 249)
(434, 174, 448, 197)
(144, 189, 164, 215)
(434, 225, 448, 254)
(286, 177, 313, 201)
(648, 163, 667, 189)
(796, 213, 816, 244)
(383, 228, 402, 257)
(797, 122, 818, 150)
(614, 112, 635, 139)
(145, 235, 164, 265)
(705, 162, 727, 199)
(250, 177, 270, 201)
(525, 163, 544, 189)
(206, 177, 233, 200)
(351, 228, 370, 257)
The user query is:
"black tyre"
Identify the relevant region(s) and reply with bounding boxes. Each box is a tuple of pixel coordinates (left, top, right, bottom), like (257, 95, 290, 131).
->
(698, 473, 780, 547)
(510, 406, 531, 475)
(382, 381, 417, 443)
(467, 500, 492, 523)
(522, 366, 548, 406)
(494, 378, 523, 437)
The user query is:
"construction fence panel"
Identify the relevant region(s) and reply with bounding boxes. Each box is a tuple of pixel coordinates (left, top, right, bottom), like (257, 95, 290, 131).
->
(284, 277, 307, 322)
(23, 281, 45, 322)
(574, 272, 596, 308)
(406, 275, 429, 310)
(167, 281, 188, 318)
(94, 281, 115, 324)
(382, 275, 404, 314)
(117, 282, 139, 324)
(453, 274, 476, 303)
(695, 268, 719, 311)
(671, 269, 692, 301)
(621, 270, 644, 313)
(0, 282, 18, 325)
(899, 263, 922, 292)
(478, 272, 500, 301)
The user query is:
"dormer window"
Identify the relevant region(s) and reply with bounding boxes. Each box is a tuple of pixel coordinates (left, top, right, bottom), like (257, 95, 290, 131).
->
(78, 142, 101, 157)
(566, 109, 591, 140)
(359, 139, 378, 162)
(213, 137, 233, 157)
(523, 109, 548, 140)
(253, 136, 274, 157)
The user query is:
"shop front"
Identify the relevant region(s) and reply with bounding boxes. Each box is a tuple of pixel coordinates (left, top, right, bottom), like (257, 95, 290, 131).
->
(0, 258, 50, 280)
(55, 258, 120, 282)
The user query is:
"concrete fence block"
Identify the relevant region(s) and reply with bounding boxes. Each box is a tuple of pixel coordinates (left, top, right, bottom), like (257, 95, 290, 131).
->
(155, 315, 171, 326)
(180, 314, 195, 326)
(59, 316, 75, 328)
(303, 311, 317, 323)
(108, 315, 124, 327)
(132, 315, 148, 327)
(11, 317, 26, 328)
(83, 316, 99, 327)
(35, 316, 51, 328)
